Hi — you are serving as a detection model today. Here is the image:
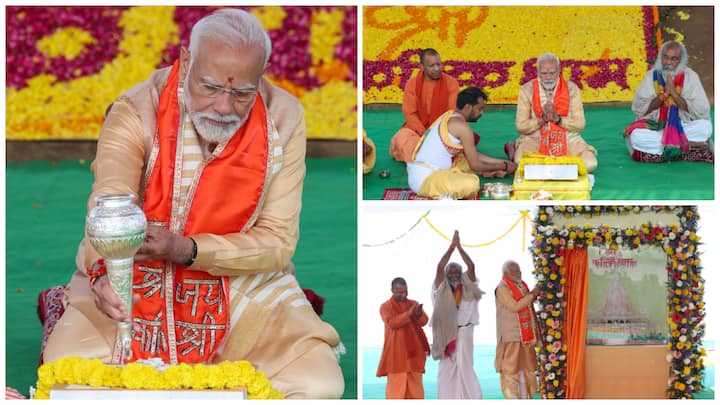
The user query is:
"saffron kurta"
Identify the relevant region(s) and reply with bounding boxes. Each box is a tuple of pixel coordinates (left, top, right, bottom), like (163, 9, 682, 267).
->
(377, 298, 429, 399)
(390, 73, 460, 162)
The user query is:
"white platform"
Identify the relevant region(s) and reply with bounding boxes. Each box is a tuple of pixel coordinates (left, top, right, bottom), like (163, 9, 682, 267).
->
(50, 384, 246, 399)
(524, 164, 579, 180)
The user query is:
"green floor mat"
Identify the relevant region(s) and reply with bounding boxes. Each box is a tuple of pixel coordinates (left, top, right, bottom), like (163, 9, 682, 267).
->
(363, 107, 714, 200)
(5, 157, 357, 399)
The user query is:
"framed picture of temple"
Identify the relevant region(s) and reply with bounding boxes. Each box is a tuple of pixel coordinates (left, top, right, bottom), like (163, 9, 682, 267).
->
(586, 245, 668, 346)
(532, 206, 708, 399)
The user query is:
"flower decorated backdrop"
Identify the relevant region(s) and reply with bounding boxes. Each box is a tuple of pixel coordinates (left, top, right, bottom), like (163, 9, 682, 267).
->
(531, 206, 706, 399)
(364, 6, 659, 104)
(7, 6, 357, 141)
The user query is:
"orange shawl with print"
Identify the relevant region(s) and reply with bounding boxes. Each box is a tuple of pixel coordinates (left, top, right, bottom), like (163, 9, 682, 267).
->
(129, 59, 269, 364)
(532, 77, 570, 156)
(502, 275, 536, 344)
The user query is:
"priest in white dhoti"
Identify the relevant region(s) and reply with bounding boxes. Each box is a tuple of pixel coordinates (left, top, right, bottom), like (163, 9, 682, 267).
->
(430, 231, 484, 399)
(625, 41, 713, 162)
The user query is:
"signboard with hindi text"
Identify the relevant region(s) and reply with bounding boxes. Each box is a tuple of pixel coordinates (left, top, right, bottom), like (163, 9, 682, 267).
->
(586, 245, 668, 345)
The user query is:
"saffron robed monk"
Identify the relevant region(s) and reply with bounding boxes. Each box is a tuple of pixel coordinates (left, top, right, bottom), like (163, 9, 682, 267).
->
(389, 48, 460, 163)
(376, 278, 430, 399)
(43, 9, 344, 399)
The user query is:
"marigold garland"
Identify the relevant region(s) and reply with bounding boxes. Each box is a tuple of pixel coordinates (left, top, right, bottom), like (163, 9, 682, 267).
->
(34, 357, 283, 399)
(6, 6, 357, 141)
(531, 206, 705, 399)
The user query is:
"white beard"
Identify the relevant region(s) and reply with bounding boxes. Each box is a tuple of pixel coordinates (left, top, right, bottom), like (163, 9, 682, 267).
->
(541, 79, 557, 90)
(188, 110, 245, 144)
(183, 79, 249, 144)
(654, 59, 687, 77)
(662, 63, 686, 76)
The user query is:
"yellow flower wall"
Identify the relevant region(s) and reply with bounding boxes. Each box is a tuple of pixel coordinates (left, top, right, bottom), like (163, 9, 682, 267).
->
(363, 6, 656, 105)
(7, 6, 357, 141)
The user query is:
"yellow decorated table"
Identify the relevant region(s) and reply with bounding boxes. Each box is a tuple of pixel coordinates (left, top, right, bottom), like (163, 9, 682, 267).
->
(510, 154, 592, 200)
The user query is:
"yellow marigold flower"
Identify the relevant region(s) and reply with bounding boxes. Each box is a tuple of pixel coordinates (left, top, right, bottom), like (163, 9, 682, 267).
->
(251, 6, 287, 30)
(553, 380, 559, 387)
(310, 9, 345, 65)
(37, 27, 97, 59)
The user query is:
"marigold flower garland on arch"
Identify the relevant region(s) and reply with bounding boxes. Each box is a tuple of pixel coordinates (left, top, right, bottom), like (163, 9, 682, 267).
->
(531, 205, 705, 399)
(34, 357, 283, 399)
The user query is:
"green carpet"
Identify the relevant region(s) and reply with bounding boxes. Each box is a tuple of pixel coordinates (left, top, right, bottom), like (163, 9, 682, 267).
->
(5, 157, 357, 399)
(363, 107, 714, 200)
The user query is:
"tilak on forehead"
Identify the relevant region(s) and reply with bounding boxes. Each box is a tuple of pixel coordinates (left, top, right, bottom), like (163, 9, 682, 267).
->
(228, 76, 234, 84)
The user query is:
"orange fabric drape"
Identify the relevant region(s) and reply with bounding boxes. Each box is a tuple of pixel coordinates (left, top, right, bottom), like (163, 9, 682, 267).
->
(562, 247, 589, 399)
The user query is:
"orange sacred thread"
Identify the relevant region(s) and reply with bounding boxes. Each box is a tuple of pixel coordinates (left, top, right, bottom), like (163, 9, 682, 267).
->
(366, 6, 489, 60)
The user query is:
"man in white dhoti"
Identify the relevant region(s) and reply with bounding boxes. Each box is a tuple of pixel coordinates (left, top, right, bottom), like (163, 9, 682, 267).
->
(625, 41, 713, 163)
(430, 230, 484, 399)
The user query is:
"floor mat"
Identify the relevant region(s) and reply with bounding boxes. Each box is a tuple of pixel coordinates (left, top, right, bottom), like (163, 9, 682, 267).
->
(363, 107, 714, 200)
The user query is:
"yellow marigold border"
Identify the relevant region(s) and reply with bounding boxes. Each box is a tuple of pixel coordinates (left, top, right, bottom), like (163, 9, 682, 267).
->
(34, 357, 283, 400)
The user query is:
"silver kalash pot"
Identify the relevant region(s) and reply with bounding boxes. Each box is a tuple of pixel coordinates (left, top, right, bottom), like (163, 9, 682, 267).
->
(85, 194, 147, 363)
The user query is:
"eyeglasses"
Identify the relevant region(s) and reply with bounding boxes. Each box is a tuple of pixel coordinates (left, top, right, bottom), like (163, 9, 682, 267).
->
(195, 82, 258, 103)
(662, 54, 681, 62)
(539, 70, 558, 76)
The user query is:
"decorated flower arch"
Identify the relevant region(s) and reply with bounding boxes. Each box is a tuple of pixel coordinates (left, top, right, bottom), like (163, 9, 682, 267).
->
(531, 206, 706, 399)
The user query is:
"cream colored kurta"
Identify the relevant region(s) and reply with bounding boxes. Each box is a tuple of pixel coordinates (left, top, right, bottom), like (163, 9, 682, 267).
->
(44, 67, 344, 399)
(514, 79, 597, 171)
(494, 282, 539, 399)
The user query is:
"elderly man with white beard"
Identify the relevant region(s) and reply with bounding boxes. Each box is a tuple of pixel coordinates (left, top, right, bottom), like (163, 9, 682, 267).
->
(507, 52, 598, 172)
(43, 8, 344, 399)
(430, 230, 485, 399)
(625, 41, 713, 162)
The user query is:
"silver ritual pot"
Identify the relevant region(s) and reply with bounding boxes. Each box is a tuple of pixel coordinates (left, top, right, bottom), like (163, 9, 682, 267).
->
(86, 194, 147, 363)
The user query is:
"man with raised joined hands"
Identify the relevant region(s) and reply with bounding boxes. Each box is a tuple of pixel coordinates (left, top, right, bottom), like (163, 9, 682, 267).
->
(431, 230, 485, 399)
